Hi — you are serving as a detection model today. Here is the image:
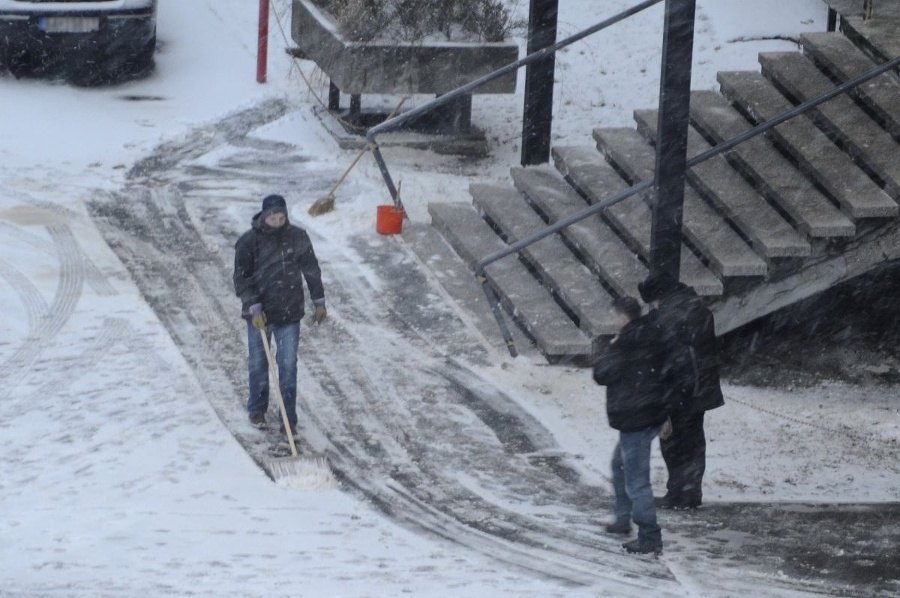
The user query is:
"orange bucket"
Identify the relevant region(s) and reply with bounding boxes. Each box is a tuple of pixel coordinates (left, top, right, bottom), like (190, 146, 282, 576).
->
(376, 204, 404, 235)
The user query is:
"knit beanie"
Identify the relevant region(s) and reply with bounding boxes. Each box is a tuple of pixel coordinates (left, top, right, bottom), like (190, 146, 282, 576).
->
(260, 194, 287, 218)
(638, 272, 678, 304)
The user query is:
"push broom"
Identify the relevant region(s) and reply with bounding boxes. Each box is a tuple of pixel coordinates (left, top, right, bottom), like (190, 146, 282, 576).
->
(307, 97, 407, 216)
(258, 327, 333, 486)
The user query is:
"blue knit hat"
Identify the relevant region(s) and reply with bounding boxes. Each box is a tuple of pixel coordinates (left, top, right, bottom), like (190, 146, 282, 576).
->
(261, 194, 287, 216)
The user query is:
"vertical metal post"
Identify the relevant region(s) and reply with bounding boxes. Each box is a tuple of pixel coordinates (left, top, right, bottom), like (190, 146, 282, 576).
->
(350, 94, 362, 116)
(521, 0, 559, 166)
(649, 0, 696, 283)
(256, 0, 270, 83)
(827, 8, 838, 32)
(479, 277, 518, 357)
(328, 81, 341, 111)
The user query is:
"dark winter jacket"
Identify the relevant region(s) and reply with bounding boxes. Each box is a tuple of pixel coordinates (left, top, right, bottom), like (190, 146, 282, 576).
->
(233, 212, 325, 326)
(593, 311, 681, 432)
(655, 284, 724, 414)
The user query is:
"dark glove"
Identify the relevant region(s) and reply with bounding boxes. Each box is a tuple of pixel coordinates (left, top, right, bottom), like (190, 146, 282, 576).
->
(249, 303, 266, 330)
(312, 306, 327, 325)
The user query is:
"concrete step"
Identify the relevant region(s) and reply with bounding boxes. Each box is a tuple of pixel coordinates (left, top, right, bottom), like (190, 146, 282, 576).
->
(506, 166, 649, 299)
(553, 145, 766, 280)
(470, 183, 620, 338)
(502, 168, 648, 297)
(596, 126, 810, 260)
(718, 70, 898, 219)
(633, 107, 852, 242)
(428, 202, 593, 359)
(830, 0, 900, 64)
(801, 32, 900, 142)
(402, 222, 533, 353)
(511, 165, 722, 298)
(685, 92, 855, 238)
(759, 51, 900, 198)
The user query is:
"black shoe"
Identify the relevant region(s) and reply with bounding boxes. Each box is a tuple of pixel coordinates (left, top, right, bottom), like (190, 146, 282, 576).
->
(604, 521, 632, 535)
(673, 498, 701, 510)
(656, 493, 680, 510)
(622, 539, 662, 555)
(249, 412, 267, 427)
(280, 423, 297, 438)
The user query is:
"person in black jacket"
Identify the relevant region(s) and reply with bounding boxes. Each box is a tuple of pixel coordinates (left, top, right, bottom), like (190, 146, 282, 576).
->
(593, 296, 672, 555)
(233, 194, 327, 434)
(639, 272, 724, 510)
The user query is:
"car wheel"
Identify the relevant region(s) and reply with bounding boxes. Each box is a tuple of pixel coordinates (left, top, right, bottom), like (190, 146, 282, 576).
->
(132, 31, 156, 74)
(7, 50, 38, 79)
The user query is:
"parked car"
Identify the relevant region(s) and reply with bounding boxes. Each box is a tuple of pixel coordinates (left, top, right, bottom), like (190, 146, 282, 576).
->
(0, 0, 158, 84)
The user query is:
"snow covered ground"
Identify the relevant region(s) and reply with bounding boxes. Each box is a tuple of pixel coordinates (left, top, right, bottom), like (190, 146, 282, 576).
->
(1, 0, 898, 596)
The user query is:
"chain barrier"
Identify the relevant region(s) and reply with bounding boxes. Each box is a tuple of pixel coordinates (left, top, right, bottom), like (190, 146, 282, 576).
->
(725, 393, 899, 459)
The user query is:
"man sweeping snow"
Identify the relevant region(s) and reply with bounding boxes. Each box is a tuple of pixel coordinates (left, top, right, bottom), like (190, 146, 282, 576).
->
(233, 194, 327, 435)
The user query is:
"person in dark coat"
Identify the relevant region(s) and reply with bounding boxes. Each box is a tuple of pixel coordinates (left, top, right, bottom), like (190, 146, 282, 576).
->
(593, 296, 673, 555)
(233, 194, 327, 434)
(639, 272, 724, 510)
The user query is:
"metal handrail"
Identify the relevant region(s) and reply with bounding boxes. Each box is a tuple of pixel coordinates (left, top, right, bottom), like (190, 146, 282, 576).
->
(476, 53, 900, 356)
(365, 0, 666, 208)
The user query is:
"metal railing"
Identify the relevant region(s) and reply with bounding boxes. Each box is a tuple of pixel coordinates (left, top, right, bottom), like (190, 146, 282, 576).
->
(365, 0, 666, 209)
(363, 1, 900, 357)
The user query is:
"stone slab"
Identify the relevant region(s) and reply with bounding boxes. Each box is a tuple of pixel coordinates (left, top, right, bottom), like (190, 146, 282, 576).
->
(718, 70, 898, 218)
(402, 222, 534, 354)
(595, 126, 809, 259)
(470, 183, 619, 339)
(760, 51, 900, 198)
(428, 202, 593, 358)
(684, 93, 855, 237)
(828, 0, 900, 63)
(801, 32, 900, 142)
(554, 145, 766, 279)
(507, 166, 648, 299)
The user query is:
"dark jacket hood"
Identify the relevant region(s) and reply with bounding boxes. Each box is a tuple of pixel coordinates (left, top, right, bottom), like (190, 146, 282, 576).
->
(251, 211, 291, 234)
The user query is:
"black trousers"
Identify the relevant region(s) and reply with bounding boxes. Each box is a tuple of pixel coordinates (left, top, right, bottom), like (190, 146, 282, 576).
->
(660, 410, 706, 501)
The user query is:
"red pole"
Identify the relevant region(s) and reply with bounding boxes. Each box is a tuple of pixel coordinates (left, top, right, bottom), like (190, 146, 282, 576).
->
(257, 0, 270, 83)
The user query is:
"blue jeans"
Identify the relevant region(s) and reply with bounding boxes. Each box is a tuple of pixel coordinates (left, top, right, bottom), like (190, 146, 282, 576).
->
(611, 425, 663, 546)
(246, 320, 300, 426)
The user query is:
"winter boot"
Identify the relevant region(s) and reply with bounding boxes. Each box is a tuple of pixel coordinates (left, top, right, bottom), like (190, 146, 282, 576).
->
(249, 411, 267, 428)
(623, 538, 663, 555)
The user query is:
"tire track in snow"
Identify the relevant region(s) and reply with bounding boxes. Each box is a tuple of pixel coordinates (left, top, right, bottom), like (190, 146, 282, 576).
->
(0, 225, 83, 394)
(0, 259, 49, 341)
